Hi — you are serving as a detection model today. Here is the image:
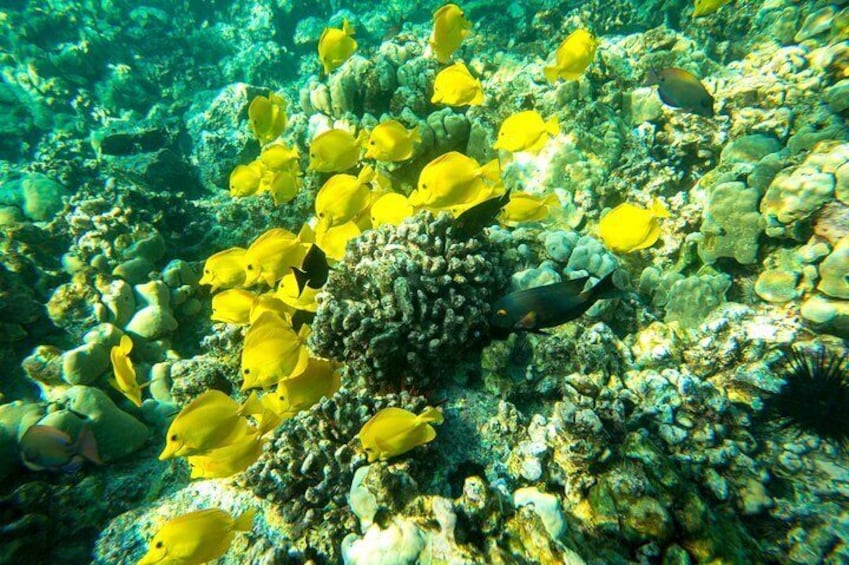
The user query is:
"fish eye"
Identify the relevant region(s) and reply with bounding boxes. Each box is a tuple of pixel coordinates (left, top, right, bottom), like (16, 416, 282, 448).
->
(370, 141, 375, 145)
(319, 212, 325, 217)
(244, 368, 251, 374)
(170, 434, 177, 441)
(310, 153, 316, 158)
(247, 265, 254, 270)
(496, 308, 507, 316)
(422, 183, 427, 189)
(204, 269, 210, 274)
(155, 541, 163, 549)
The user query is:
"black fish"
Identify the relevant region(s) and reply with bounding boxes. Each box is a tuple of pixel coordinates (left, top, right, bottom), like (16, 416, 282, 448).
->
(490, 271, 623, 336)
(452, 189, 511, 239)
(292, 244, 329, 294)
(646, 68, 714, 117)
(292, 309, 315, 332)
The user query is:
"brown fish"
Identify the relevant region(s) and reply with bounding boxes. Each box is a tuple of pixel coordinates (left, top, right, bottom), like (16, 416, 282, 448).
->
(19, 424, 101, 472)
(646, 68, 714, 117)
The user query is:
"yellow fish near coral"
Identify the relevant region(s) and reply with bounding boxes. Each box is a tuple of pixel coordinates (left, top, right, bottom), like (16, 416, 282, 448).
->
(499, 192, 560, 225)
(309, 128, 366, 172)
(318, 19, 357, 75)
(693, 0, 732, 17)
(358, 406, 444, 462)
(544, 29, 598, 83)
(211, 288, 257, 325)
(429, 3, 472, 63)
(276, 274, 320, 312)
(229, 161, 263, 198)
(431, 62, 484, 107)
(263, 358, 342, 420)
(493, 111, 560, 154)
(109, 335, 142, 407)
(370, 192, 415, 227)
(248, 93, 287, 144)
(410, 151, 501, 211)
(364, 120, 422, 162)
(315, 220, 361, 261)
(136, 508, 254, 565)
(315, 166, 376, 226)
(262, 168, 301, 206)
(159, 390, 263, 460)
(241, 311, 310, 390)
(186, 430, 267, 479)
(599, 198, 670, 253)
(249, 293, 294, 325)
(243, 227, 309, 288)
(199, 248, 247, 292)
(260, 143, 299, 170)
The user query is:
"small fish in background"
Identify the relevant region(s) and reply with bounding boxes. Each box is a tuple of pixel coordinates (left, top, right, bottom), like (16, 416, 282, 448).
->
(598, 198, 669, 253)
(493, 110, 560, 154)
(314, 166, 376, 226)
(262, 358, 342, 421)
(308, 128, 366, 173)
(452, 189, 511, 238)
(243, 227, 309, 288)
(489, 272, 623, 336)
(186, 430, 267, 480)
(315, 219, 361, 262)
(498, 192, 560, 225)
(382, 18, 404, 42)
(136, 508, 255, 565)
(431, 62, 484, 107)
(292, 244, 329, 293)
(317, 19, 357, 75)
(370, 192, 415, 227)
(693, 0, 732, 18)
(228, 161, 262, 198)
(429, 3, 472, 63)
(211, 288, 258, 325)
(110, 334, 143, 407)
(159, 390, 264, 460)
(544, 28, 598, 83)
(198, 247, 248, 292)
(364, 120, 422, 162)
(646, 68, 715, 117)
(247, 93, 288, 144)
(19, 423, 101, 472)
(240, 311, 311, 391)
(357, 406, 444, 462)
(410, 151, 501, 211)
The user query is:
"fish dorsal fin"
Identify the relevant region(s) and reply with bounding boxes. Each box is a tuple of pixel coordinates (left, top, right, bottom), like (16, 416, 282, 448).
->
(342, 19, 355, 36)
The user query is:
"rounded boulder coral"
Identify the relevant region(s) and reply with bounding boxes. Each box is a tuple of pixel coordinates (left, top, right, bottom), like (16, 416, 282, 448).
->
(309, 212, 509, 388)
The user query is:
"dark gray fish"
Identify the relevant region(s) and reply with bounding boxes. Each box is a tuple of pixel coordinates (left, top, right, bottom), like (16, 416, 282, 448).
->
(646, 68, 714, 117)
(490, 272, 623, 337)
(19, 423, 101, 472)
(293, 244, 329, 294)
(452, 189, 511, 239)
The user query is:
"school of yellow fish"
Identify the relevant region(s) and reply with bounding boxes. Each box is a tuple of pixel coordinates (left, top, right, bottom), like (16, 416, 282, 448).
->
(134, 1, 715, 559)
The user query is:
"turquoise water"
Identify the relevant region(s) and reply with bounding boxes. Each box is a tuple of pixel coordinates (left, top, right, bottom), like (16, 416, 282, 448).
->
(1, 1, 849, 563)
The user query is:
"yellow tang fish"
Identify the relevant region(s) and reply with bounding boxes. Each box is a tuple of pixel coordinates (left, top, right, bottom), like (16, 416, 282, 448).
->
(136, 508, 254, 565)
(364, 120, 422, 162)
(318, 19, 357, 75)
(109, 335, 142, 407)
(243, 227, 308, 288)
(357, 406, 444, 462)
(229, 161, 263, 198)
(249, 293, 294, 325)
(187, 431, 266, 480)
(240, 311, 310, 391)
(315, 220, 361, 262)
(261, 168, 301, 206)
(493, 110, 560, 154)
(599, 198, 670, 253)
(693, 0, 732, 17)
(431, 62, 484, 107)
(159, 390, 264, 460)
(260, 143, 299, 171)
(276, 273, 319, 312)
(429, 3, 472, 64)
(211, 288, 258, 325)
(263, 358, 342, 420)
(199, 247, 247, 292)
(315, 166, 376, 226)
(308, 128, 366, 173)
(544, 29, 598, 83)
(370, 192, 415, 227)
(248, 93, 287, 144)
(410, 151, 500, 211)
(499, 192, 560, 225)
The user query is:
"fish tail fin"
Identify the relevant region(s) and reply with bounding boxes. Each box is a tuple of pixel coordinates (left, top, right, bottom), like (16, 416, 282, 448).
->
(297, 222, 315, 244)
(417, 406, 444, 425)
(342, 19, 355, 36)
(239, 391, 265, 416)
(256, 409, 282, 436)
(478, 159, 501, 183)
(292, 267, 310, 295)
(544, 116, 561, 136)
(354, 128, 368, 149)
(543, 66, 560, 84)
(233, 508, 256, 532)
(471, 88, 485, 106)
(357, 164, 376, 185)
(75, 424, 103, 465)
(543, 193, 562, 220)
(650, 198, 670, 219)
(590, 271, 626, 301)
(410, 125, 422, 145)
